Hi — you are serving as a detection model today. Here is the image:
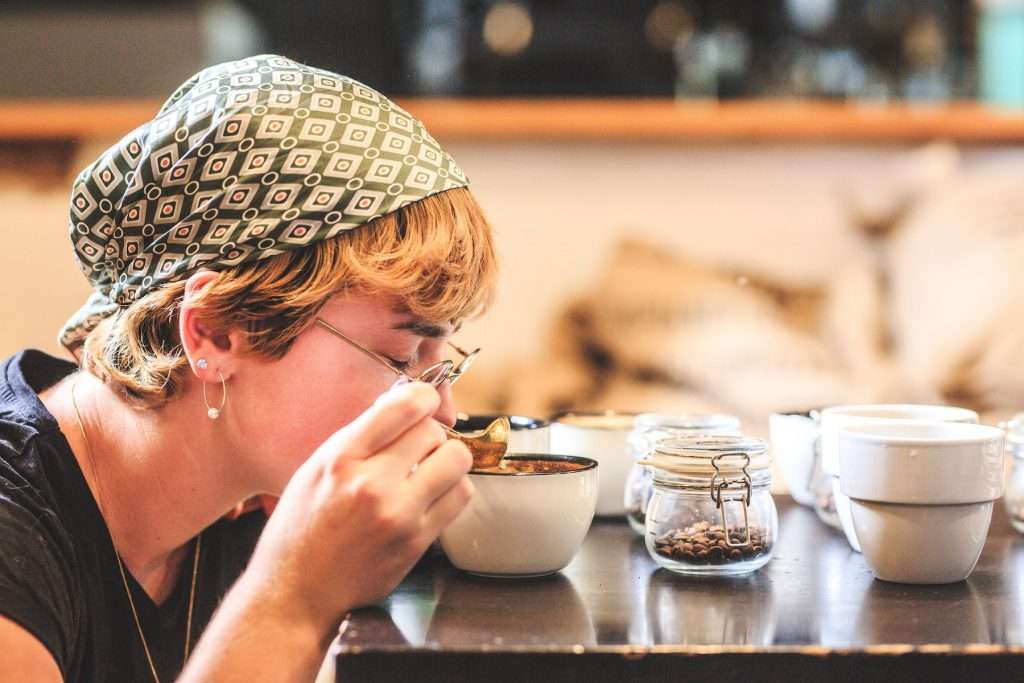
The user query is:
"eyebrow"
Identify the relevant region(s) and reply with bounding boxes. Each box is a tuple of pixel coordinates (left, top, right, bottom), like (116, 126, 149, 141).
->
(392, 320, 452, 339)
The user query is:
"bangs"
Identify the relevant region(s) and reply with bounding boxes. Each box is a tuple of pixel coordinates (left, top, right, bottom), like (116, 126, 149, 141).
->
(334, 186, 498, 324)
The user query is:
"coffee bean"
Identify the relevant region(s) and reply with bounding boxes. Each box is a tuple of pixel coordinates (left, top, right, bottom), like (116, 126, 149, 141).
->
(653, 524, 772, 566)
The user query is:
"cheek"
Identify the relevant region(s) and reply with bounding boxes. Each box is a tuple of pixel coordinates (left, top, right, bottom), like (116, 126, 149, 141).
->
(255, 348, 392, 473)
(283, 381, 380, 444)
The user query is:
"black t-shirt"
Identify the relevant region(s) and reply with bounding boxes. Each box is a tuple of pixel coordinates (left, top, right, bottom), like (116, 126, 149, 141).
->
(0, 349, 266, 682)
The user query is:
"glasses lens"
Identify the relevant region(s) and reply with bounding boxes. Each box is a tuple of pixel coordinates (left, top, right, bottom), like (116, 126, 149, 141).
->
(448, 348, 480, 385)
(417, 362, 452, 387)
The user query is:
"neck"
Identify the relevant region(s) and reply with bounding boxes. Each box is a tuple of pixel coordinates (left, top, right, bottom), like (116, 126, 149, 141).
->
(44, 371, 256, 588)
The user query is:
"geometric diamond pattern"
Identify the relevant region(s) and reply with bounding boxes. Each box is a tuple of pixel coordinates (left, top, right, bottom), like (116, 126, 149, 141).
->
(60, 53, 469, 351)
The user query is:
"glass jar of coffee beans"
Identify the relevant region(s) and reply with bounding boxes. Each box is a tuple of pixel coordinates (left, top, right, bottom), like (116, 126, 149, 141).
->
(624, 413, 741, 535)
(643, 435, 777, 576)
(1003, 413, 1024, 534)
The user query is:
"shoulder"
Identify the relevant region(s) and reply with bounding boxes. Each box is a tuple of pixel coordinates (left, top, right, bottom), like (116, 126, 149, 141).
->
(0, 351, 85, 679)
(0, 424, 89, 681)
(0, 494, 78, 680)
(0, 349, 76, 450)
(0, 349, 79, 549)
(0, 349, 81, 520)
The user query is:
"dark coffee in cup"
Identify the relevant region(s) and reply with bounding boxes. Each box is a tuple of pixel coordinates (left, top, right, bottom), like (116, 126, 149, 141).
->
(472, 454, 597, 475)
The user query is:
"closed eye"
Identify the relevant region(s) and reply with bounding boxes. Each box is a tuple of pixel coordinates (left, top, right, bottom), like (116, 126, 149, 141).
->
(386, 356, 413, 372)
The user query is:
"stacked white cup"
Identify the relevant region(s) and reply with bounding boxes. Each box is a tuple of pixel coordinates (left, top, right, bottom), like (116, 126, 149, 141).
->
(838, 419, 1005, 584)
(819, 404, 979, 553)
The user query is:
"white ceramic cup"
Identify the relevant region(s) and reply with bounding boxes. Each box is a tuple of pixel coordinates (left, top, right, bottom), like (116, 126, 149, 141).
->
(549, 411, 637, 516)
(454, 414, 551, 454)
(768, 410, 819, 507)
(439, 454, 598, 577)
(820, 404, 979, 552)
(838, 420, 1005, 584)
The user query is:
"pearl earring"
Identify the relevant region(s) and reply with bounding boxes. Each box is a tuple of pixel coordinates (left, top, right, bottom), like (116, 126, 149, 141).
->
(197, 359, 225, 419)
(202, 370, 227, 420)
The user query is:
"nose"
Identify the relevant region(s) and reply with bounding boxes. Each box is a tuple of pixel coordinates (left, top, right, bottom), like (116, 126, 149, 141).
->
(432, 380, 458, 428)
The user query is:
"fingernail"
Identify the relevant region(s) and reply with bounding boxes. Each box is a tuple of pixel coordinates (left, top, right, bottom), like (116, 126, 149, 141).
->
(389, 376, 411, 391)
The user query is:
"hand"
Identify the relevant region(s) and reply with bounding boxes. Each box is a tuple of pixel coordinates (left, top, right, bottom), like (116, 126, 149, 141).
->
(241, 382, 473, 630)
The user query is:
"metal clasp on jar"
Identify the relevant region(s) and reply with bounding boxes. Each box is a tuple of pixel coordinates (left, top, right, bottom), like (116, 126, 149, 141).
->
(710, 452, 753, 547)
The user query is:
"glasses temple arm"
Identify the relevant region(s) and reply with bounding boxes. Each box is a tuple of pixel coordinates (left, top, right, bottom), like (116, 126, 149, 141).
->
(315, 318, 408, 377)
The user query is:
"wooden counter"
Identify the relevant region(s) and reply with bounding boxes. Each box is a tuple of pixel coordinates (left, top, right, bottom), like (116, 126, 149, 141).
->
(333, 499, 1024, 682)
(3, 99, 1024, 144)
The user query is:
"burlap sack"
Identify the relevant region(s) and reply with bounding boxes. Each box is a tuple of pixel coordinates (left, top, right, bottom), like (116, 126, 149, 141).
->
(886, 165, 1024, 411)
(582, 239, 871, 416)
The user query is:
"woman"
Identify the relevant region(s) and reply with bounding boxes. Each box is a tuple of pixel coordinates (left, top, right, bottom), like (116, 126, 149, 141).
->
(0, 54, 497, 681)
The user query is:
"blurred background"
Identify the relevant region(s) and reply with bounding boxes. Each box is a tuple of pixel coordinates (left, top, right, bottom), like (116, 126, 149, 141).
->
(4, 0, 1024, 432)
(0, 0, 998, 101)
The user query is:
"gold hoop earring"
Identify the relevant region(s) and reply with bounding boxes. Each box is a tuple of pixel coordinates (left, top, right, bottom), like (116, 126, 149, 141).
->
(203, 370, 227, 420)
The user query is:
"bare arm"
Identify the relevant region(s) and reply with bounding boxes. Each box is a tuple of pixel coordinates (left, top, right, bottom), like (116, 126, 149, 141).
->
(178, 382, 472, 682)
(177, 575, 335, 683)
(0, 616, 64, 682)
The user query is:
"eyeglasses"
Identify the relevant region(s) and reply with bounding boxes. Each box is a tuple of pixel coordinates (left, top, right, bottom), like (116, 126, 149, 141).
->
(314, 317, 480, 387)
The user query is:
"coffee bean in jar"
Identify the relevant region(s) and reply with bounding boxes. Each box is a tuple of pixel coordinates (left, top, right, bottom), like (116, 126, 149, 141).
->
(653, 521, 769, 565)
(642, 435, 777, 576)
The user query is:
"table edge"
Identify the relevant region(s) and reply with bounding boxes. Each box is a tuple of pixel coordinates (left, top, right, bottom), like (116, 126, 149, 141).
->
(334, 642, 1024, 657)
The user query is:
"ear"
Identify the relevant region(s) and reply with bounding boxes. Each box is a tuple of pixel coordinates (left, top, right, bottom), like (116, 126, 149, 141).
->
(179, 270, 245, 381)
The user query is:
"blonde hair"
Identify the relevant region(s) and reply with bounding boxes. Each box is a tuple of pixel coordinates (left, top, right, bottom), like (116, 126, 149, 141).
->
(80, 187, 497, 407)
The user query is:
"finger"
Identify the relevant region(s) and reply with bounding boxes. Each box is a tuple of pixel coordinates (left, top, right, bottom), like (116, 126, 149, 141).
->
(421, 477, 475, 538)
(407, 440, 473, 509)
(315, 382, 440, 462)
(369, 415, 448, 473)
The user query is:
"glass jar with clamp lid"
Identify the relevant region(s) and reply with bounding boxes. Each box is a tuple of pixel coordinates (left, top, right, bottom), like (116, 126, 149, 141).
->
(641, 435, 777, 576)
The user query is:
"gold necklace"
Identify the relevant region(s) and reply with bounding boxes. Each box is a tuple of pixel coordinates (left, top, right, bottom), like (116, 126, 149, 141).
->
(71, 379, 200, 683)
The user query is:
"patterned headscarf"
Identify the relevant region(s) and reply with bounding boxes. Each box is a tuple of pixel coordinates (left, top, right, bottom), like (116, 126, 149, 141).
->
(60, 54, 468, 352)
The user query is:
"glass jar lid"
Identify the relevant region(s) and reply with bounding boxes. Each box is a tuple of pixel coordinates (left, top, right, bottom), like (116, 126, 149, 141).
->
(644, 435, 770, 477)
(634, 413, 741, 433)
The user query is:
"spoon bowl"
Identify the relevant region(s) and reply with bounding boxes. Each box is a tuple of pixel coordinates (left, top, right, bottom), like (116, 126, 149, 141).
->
(443, 416, 510, 469)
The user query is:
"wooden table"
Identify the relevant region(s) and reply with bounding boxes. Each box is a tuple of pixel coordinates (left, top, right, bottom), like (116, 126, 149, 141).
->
(334, 499, 1024, 682)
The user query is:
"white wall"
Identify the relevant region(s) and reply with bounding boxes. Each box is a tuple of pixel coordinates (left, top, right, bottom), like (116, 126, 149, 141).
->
(1, 177, 93, 360)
